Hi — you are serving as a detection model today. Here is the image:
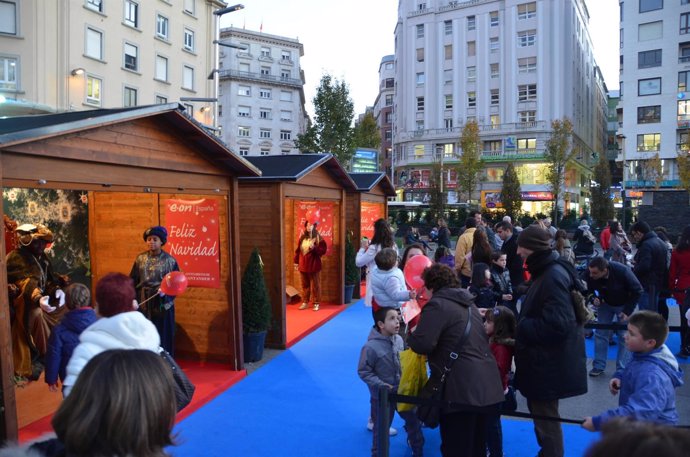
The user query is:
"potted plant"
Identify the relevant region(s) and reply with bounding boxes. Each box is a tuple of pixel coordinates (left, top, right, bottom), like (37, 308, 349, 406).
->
(344, 231, 359, 304)
(241, 248, 271, 363)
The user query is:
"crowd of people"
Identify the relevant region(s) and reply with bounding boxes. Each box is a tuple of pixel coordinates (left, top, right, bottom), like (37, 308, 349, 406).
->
(357, 216, 689, 457)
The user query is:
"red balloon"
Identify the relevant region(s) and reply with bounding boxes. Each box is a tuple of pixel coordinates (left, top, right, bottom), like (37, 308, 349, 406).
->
(403, 254, 431, 289)
(160, 271, 188, 296)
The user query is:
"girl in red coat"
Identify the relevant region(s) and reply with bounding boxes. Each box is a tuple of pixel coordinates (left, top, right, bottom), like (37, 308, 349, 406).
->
(294, 221, 327, 311)
(669, 225, 690, 357)
(484, 305, 516, 457)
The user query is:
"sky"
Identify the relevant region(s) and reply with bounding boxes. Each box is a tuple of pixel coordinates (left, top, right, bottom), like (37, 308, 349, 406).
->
(220, 0, 619, 117)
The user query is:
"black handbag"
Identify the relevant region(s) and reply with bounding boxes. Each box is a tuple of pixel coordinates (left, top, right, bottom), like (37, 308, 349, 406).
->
(160, 348, 196, 412)
(416, 309, 472, 428)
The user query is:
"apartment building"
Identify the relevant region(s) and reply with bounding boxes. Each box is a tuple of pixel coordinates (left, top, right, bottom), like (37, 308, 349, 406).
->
(0, 0, 221, 125)
(618, 0, 690, 190)
(393, 0, 607, 214)
(217, 27, 307, 156)
(374, 55, 395, 177)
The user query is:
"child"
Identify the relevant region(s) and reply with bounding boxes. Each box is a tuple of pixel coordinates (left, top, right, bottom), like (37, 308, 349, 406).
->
(44, 283, 97, 394)
(469, 262, 500, 310)
(484, 306, 517, 457)
(433, 246, 455, 269)
(370, 248, 416, 311)
(358, 307, 424, 457)
(490, 251, 513, 309)
(582, 311, 684, 431)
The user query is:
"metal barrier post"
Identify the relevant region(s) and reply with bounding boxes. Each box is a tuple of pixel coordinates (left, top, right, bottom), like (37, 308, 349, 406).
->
(376, 385, 390, 457)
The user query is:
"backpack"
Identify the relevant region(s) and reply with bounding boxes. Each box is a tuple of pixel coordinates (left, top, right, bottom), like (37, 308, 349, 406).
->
(555, 258, 594, 325)
(582, 228, 597, 244)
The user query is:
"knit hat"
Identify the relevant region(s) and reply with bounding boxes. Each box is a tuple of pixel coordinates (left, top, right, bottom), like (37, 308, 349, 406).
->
(517, 226, 552, 252)
(143, 226, 167, 245)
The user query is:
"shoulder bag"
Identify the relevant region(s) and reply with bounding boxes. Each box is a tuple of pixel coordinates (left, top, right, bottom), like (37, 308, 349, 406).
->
(160, 348, 196, 412)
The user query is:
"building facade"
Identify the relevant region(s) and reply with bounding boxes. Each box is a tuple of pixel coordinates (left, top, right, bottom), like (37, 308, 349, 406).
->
(393, 0, 607, 215)
(217, 27, 307, 156)
(0, 0, 221, 125)
(618, 0, 690, 190)
(374, 55, 395, 176)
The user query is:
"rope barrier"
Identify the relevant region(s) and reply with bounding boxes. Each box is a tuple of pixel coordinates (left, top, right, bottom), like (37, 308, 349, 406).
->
(585, 322, 682, 332)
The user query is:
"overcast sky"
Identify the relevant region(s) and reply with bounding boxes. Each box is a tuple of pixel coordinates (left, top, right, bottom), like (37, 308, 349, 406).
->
(221, 0, 619, 116)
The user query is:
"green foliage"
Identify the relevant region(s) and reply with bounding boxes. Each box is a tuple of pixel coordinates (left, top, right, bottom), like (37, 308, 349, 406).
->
(396, 209, 410, 225)
(427, 160, 446, 222)
(345, 232, 359, 285)
(500, 162, 522, 220)
(352, 112, 381, 149)
(590, 154, 615, 227)
(294, 74, 355, 168)
(456, 121, 484, 204)
(241, 248, 271, 334)
(677, 149, 690, 192)
(544, 118, 575, 225)
(645, 153, 664, 189)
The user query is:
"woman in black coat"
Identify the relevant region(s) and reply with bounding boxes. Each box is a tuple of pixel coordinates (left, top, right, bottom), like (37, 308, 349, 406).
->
(407, 264, 504, 457)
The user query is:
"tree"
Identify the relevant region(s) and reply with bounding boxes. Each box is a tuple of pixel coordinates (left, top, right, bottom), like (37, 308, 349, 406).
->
(352, 112, 381, 149)
(644, 153, 664, 189)
(241, 248, 271, 334)
(501, 162, 522, 220)
(456, 120, 484, 205)
(427, 159, 446, 222)
(544, 118, 575, 225)
(294, 74, 355, 168)
(590, 154, 615, 227)
(677, 149, 690, 192)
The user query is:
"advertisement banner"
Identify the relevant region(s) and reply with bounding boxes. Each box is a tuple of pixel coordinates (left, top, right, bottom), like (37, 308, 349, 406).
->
(165, 198, 220, 288)
(481, 190, 554, 208)
(295, 201, 334, 256)
(360, 202, 383, 239)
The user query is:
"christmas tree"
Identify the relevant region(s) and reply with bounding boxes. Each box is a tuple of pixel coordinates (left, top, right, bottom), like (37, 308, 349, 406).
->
(241, 248, 271, 334)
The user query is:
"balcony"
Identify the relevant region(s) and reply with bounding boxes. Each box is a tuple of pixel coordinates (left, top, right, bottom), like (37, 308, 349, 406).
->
(218, 69, 302, 88)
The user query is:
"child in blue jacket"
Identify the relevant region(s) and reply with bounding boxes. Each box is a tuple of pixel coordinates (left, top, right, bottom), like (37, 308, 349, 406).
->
(582, 311, 684, 431)
(44, 283, 96, 394)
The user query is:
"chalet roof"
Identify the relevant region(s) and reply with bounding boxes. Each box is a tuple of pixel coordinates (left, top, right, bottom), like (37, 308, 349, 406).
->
(240, 154, 357, 190)
(0, 104, 260, 177)
(348, 172, 396, 196)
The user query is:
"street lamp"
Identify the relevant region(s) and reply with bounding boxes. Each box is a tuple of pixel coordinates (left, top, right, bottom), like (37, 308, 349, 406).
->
(616, 133, 627, 230)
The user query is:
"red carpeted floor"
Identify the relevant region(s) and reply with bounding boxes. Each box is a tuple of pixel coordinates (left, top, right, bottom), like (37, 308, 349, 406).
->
(285, 302, 348, 347)
(18, 360, 245, 444)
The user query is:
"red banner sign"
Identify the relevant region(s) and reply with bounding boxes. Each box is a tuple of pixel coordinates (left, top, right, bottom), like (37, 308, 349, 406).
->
(165, 198, 220, 288)
(295, 201, 334, 256)
(360, 202, 383, 239)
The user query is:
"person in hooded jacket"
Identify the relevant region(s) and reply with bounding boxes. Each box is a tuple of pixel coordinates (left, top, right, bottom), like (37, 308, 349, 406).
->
(513, 226, 588, 457)
(630, 221, 669, 314)
(573, 219, 596, 257)
(407, 263, 504, 457)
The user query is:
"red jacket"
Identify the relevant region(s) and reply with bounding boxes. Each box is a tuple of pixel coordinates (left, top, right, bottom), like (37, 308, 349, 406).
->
(490, 340, 515, 390)
(294, 235, 327, 273)
(600, 227, 611, 251)
(669, 249, 690, 303)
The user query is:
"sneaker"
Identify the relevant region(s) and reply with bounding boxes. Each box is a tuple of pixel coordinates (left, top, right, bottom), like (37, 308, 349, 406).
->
(589, 368, 605, 377)
(313, 303, 320, 311)
(389, 427, 398, 436)
(367, 419, 373, 431)
(365, 419, 397, 436)
(298, 302, 309, 310)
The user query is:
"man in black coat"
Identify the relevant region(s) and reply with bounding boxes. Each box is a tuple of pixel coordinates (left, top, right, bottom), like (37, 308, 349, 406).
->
(630, 221, 669, 313)
(514, 226, 587, 457)
(496, 221, 524, 290)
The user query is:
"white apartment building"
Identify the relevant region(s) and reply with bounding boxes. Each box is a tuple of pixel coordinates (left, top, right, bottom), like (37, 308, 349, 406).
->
(618, 0, 690, 189)
(374, 55, 396, 177)
(217, 27, 307, 156)
(393, 0, 607, 214)
(0, 0, 221, 126)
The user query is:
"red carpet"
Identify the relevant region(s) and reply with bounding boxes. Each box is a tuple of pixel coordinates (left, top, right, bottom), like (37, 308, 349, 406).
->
(286, 302, 347, 347)
(18, 360, 245, 444)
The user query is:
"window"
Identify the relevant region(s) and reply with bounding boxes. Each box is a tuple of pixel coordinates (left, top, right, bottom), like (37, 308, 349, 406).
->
(259, 108, 271, 119)
(0, 56, 17, 90)
(238, 106, 250, 117)
(260, 149, 270, 156)
(385, 112, 392, 124)
(281, 70, 291, 79)
(124, 1, 138, 27)
(416, 48, 424, 62)
(261, 46, 271, 58)
(518, 84, 537, 101)
(414, 144, 425, 157)
(517, 2, 536, 19)
(183, 0, 195, 15)
(417, 96, 424, 111)
(444, 44, 452, 60)
(638, 49, 662, 68)
(280, 90, 292, 101)
(385, 130, 392, 141)
(238, 85, 250, 96)
(680, 42, 690, 63)
(416, 72, 425, 85)
(517, 138, 536, 150)
(467, 91, 476, 108)
(261, 66, 270, 76)
(155, 95, 167, 104)
(280, 130, 292, 140)
(468, 41, 476, 57)
(123, 86, 137, 107)
(239, 147, 249, 156)
(385, 94, 393, 106)
(490, 114, 500, 127)
(156, 15, 169, 40)
(490, 37, 499, 52)
(260, 129, 271, 139)
(124, 43, 138, 71)
(444, 69, 452, 85)
(637, 105, 661, 123)
(0, 1, 17, 34)
(518, 57, 537, 73)
(682, 13, 690, 34)
(679, 71, 689, 91)
(518, 30, 536, 47)
(281, 50, 292, 61)
(639, 0, 663, 13)
(445, 20, 452, 35)
(444, 118, 453, 129)
(490, 63, 499, 79)
(467, 16, 475, 31)
(280, 110, 292, 121)
(490, 11, 499, 27)
(467, 66, 476, 82)
(416, 120, 424, 131)
(638, 21, 663, 41)
(678, 100, 690, 117)
(416, 24, 424, 38)
(637, 133, 661, 151)
(484, 140, 502, 152)
(86, 75, 102, 105)
(155, 55, 168, 81)
(518, 110, 537, 122)
(182, 66, 194, 90)
(238, 126, 250, 137)
(418, 2, 426, 10)
(184, 28, 195, 52)
(86, 0, 102, 12)
(218, 105, 223, 117)
(184, 103, 193, 114)
(239, 62, 250, 73)
(445, 94, 453, 109)
(85, 27, 103, 60)
(638, 77, 661, 95)
(491, 89, 500, 105)
(259, 88, 272, 99)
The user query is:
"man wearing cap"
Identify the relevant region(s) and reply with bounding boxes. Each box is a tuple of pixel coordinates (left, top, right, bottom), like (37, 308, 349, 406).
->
(130, 226, 180, 355)
(513, 226, 587, 457)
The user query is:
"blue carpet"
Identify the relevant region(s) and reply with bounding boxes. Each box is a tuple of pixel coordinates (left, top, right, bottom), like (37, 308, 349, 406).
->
(172, 301, 601, 457)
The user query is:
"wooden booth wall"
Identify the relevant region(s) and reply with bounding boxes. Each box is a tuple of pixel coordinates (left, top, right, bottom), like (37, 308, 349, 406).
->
(89, 192, 236, 363)
(345, 193, 388, 246)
